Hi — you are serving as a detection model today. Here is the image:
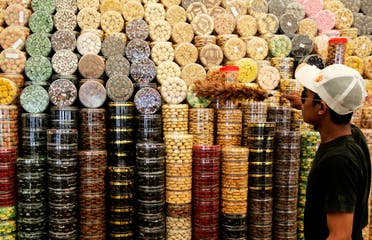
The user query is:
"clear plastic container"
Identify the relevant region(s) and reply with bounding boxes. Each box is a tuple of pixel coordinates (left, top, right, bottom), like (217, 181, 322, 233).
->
(327, 37, 347, 66)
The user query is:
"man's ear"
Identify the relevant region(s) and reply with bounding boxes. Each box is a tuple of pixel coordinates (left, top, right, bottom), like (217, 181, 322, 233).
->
(316, 101, 328, 116)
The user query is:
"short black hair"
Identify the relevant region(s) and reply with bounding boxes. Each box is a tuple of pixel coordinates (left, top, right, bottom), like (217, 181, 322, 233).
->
(312, 93, 353, 124)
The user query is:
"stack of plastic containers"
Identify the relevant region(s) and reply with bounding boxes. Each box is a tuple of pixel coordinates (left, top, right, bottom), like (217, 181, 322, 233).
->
(192, 145, 220, 240)
(297, 131, 320, 240)
(220, 147, 249, 240)
(216, 109, 242, 146)
(136, 94, 165, 239)
(162, 104, 189, 135)
(136, 143, 166, 239)
(271, 57, 294, 80)
(137, 114, 162, 143)
(241, 102, 268, 146)
(47, 106, 79, 240)
(78, 108, 107, 239)
(0, 105, 18, 239)
(164, 133, 193, 240)
(188, 108, 214, 146)
(267, 106, 291, 131)
(247, 122, 276, 239)
(17, 112, 48, 240)
(273, 131, 301, 240)
(106, 102, 137, 239)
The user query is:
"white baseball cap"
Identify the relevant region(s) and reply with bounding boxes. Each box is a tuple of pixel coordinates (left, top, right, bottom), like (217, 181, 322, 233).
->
(295, 63, 367, 115)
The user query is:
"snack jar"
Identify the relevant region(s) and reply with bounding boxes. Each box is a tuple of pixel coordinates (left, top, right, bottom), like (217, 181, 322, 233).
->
(218, 66, 239, 109)
(326, 37, 348, 66)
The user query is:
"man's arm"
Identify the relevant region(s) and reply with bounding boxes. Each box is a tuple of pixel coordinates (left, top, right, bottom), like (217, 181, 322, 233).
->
(281, 92, 302, 110)
(326, 212, 353, 240)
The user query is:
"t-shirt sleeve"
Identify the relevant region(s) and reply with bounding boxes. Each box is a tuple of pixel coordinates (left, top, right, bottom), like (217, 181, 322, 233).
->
(322, 155, 359, 213)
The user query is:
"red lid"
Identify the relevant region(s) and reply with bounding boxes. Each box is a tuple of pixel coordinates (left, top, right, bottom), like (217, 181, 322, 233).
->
(220, 66, 239, 72)
(328, 37, 348, 44)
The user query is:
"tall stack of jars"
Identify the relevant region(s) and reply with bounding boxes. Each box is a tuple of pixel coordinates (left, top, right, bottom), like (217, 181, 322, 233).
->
(241, 102, 268, 146)
(47, 106, 79, 240)
(78, 108, 107, 239)
(267, 106, 291, 132)
(297, 131, 320, 240)
(136, 143, 166, 239)
(106, 102, 136, 239)
(192, 145, 220, 240)
(17, 112, 48, 240)
(220, 147, 249, 239)
(216, 108, 242, 147)
(163, 104, 192, 240)
(247, 122, 276, 239)
(189, 108, 214, 145)
(0, 105, 18, 239)
(273, 131, 301, 240)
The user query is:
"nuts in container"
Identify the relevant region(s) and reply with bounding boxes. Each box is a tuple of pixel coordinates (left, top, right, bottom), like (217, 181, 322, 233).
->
(180, 63, 206, 87)
(76, 32, 101, 56)
(223, 37, 246, 61)
(100, 10, 124, 34)
(186, 2, 207, 22)
(236, 15, 257, 37)
(122, 0, 144, 21)
(151, 41, 174, 65)
(199, 43, 223, 68)
(144, 2, 165, 23)
(166, 5, 186, 26)
(160, 77, 187, 104)
(174, 42, 198, 67)
(246, 36, 269, 60)
(77, 7, 100, 30)
(171, 22, 194, 44)
(156, 60, 181, 85)
(126, 19, 149, 41)
(130, 58, 156, 84)
(149, 20, 172, 42)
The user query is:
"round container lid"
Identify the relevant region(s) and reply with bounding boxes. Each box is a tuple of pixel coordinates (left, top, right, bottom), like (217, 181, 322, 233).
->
(106, 75, 134, 102)
(134, 87, 162, 114)
(79, 80, 107, 108)
(328, 37, 348, 44)
(48, 79, 77, 107)
(20, 85, 49, 113)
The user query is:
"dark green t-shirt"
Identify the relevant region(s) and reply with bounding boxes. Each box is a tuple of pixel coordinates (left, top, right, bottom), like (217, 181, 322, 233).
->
(304, 126, 371, 240)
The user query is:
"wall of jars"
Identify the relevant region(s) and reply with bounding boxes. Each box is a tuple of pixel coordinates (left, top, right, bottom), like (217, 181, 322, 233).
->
(0, 0, 371, 239)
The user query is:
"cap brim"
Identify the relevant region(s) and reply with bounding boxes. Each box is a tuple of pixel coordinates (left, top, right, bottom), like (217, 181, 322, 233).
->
(295, 64, 321, 93)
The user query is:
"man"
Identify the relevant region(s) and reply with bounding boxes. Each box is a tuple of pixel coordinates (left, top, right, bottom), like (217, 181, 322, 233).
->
(283, 64, 371, 239)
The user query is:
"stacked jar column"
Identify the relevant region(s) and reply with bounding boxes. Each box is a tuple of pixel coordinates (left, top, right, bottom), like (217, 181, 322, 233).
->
(297, 131, 320, 240)
(79, 107, 107, 240)
(192, 145, 220, 240)
(241, 102, 268, 146)
(0, 105, 18, 239)
(216, 109, 242, 147)
(17, 112, 49, 239)
(106, 102, 137, 240)
(273, 131, 301, 240)
(164, 133, 193, 240)
(47, 106, 79, 240)
(247, 122, 276, 239)
(189, 108, 214, 146)
(137, 114, 163, 143)
(220, 147, 249, 240)
(267, 106, 291, 132)
(136, 143, 166, 240)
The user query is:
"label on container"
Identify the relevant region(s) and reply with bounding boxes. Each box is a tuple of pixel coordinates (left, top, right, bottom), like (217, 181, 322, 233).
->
(299, 43, 305, 48)
(231, 7, 238, 17)
(257, 47, 263, 52)
(12, 39, 23, 49)
(19, 12, 24, 23)
(5, 53, 20, 59)
(287, 22, 292, 26)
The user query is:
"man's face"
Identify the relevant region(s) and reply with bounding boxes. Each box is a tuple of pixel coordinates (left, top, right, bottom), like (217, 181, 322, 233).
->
(301, 89, 321, 126)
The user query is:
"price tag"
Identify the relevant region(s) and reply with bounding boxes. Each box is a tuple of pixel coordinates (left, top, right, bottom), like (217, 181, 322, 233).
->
(5, 53, 20, 59)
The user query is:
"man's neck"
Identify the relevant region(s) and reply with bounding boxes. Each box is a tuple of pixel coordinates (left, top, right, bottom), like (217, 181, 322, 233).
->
(318, 122, 352, 143)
